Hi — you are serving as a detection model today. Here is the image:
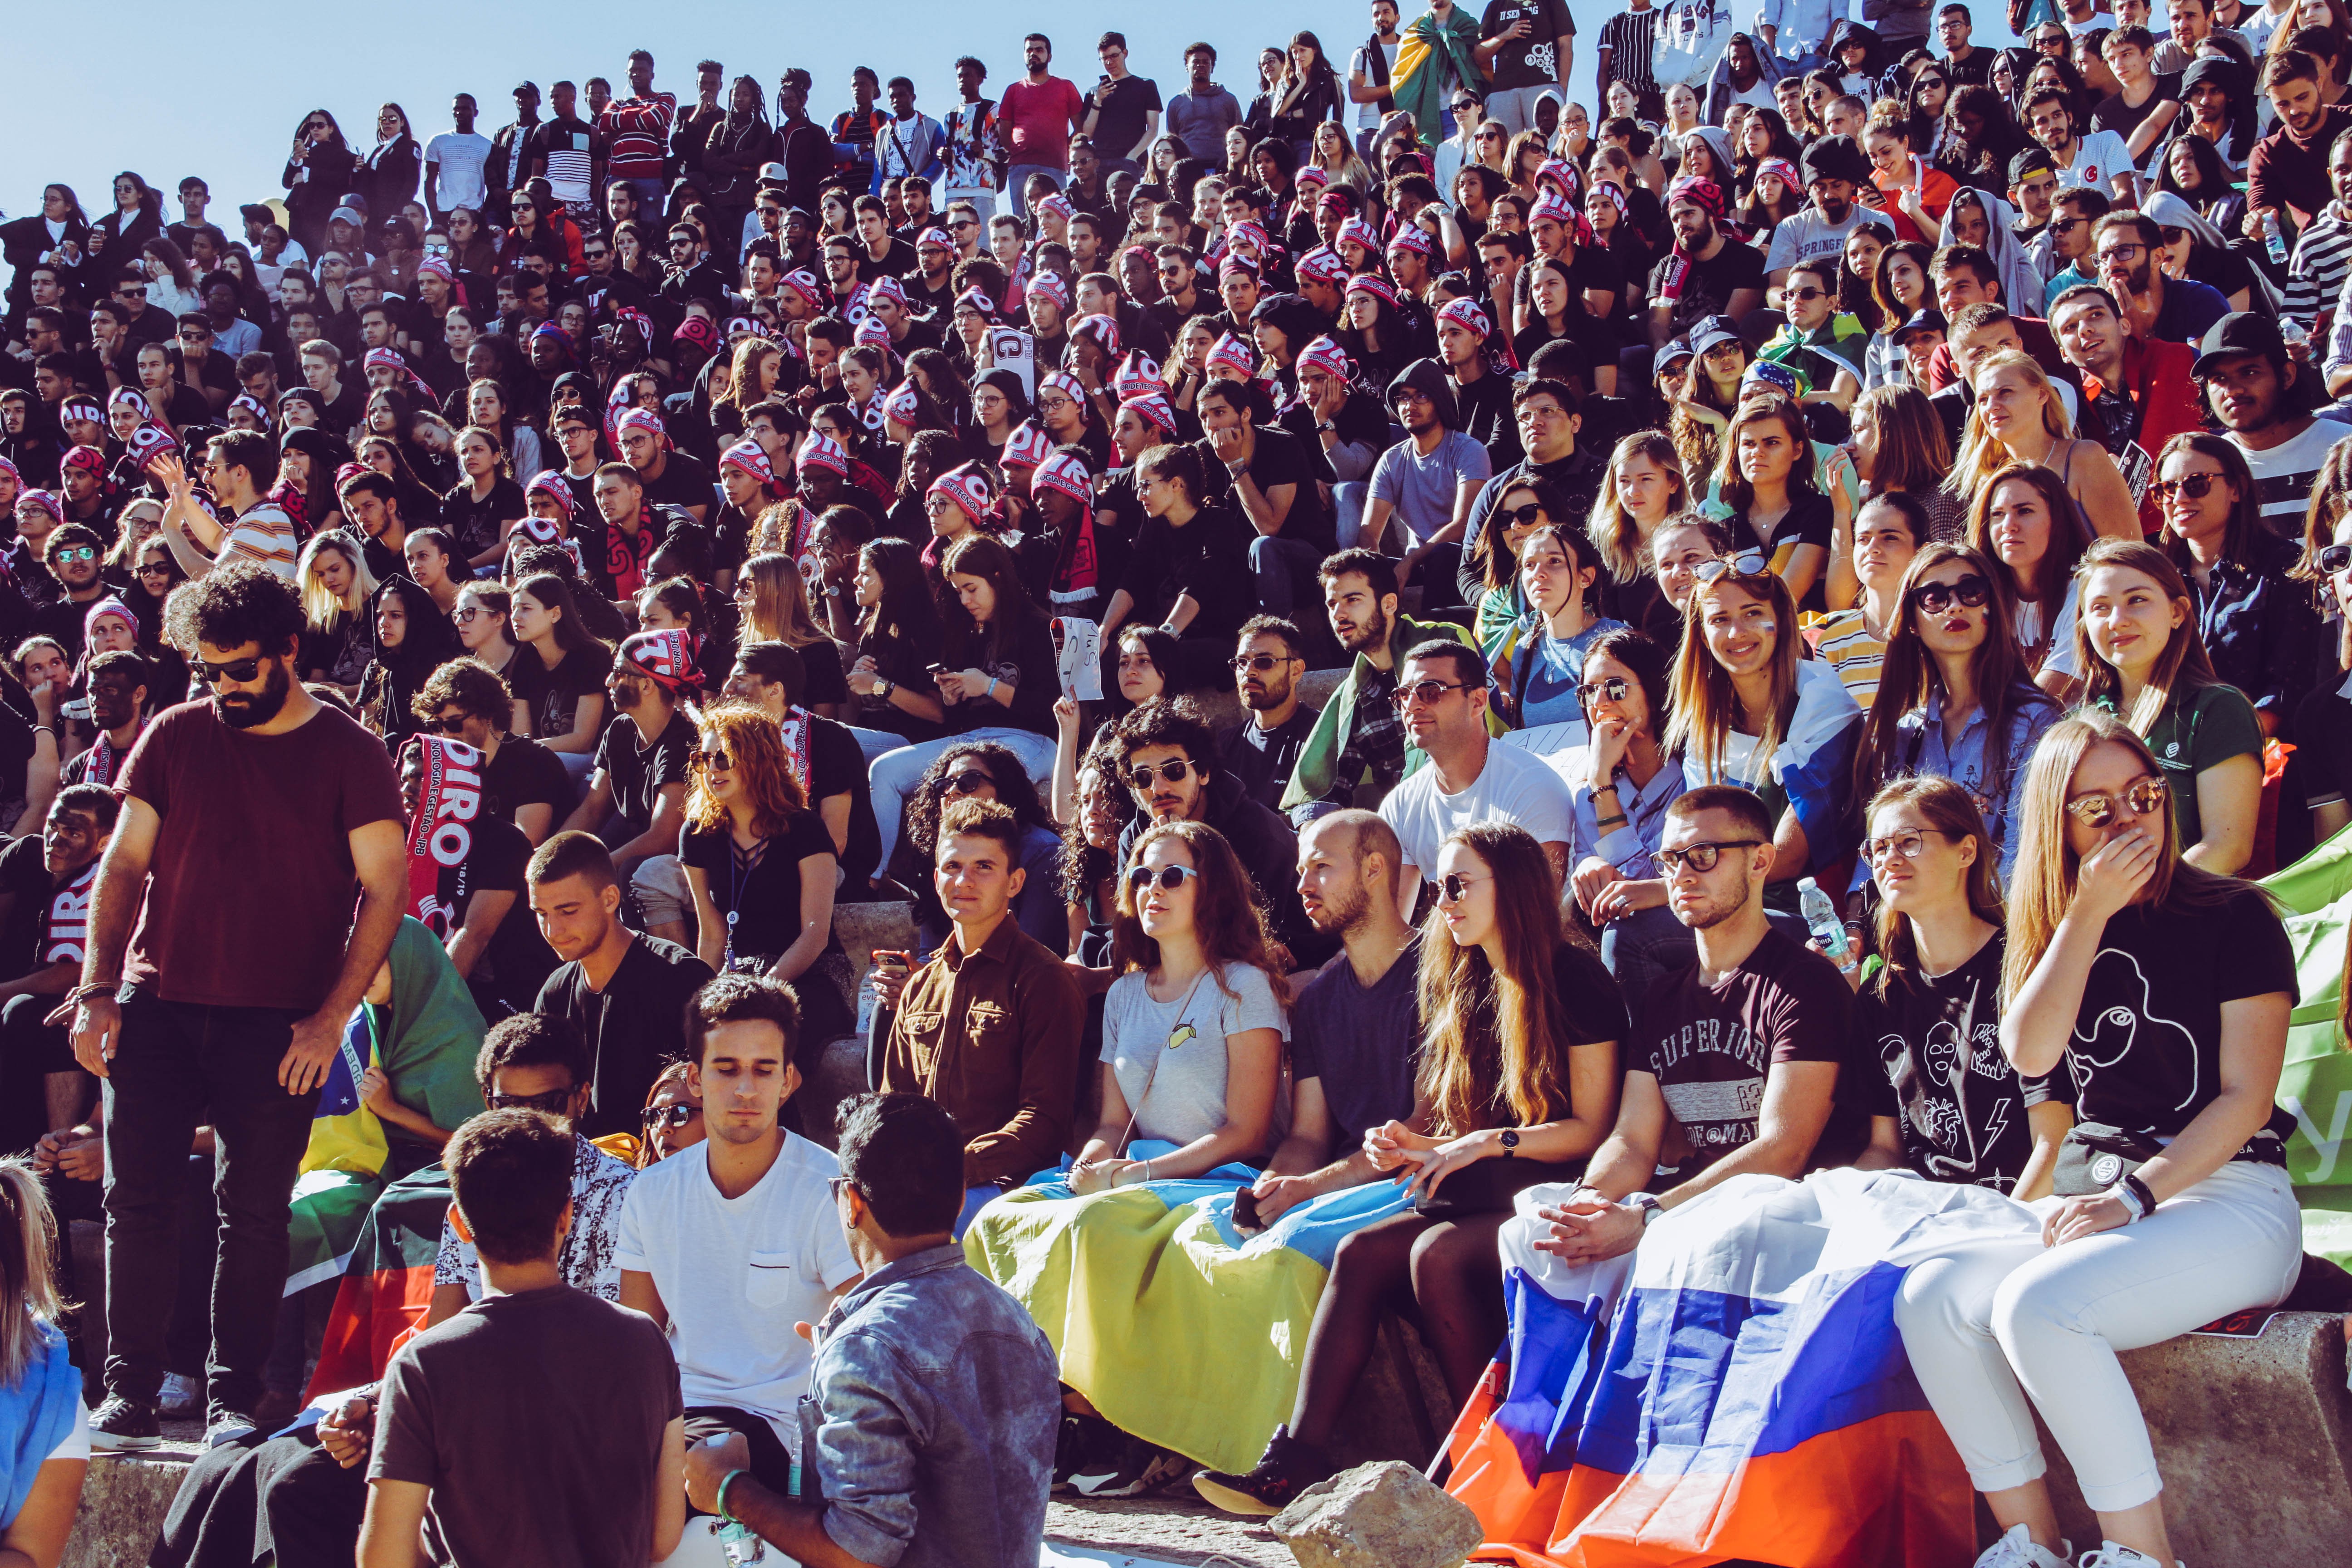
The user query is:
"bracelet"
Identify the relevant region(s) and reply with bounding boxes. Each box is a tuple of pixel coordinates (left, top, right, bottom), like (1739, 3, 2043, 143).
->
(2109, 1181, 2147, 1224)
(985, 676, 1000, 699)
(1595, 812, 1629, 829)
(2121, 1171, 2156, 1218)
(1142, 1158, 1154, 1183)
(715, 1468, 749, 1524)
(31, 726, 53, 738)
(66, 981, 118, 1007)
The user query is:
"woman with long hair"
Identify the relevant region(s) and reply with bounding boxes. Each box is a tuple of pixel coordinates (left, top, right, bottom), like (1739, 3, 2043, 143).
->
(2297, 479, 2352, 841)
(505, 572, 609, 766)
(1947, 351, 2139, 543)
(1852, 777, 2068, 1195)
(1855, 541, 2063, 884)
(1816, 490, 1926, 704)
(1492, 525, 1629, 745)
(680, 701, 852, 1059)
(888, 739, 1068, 955)
(356, 575, 461, 750)
(466, 377, 543, 485)
(1668, 319, 1750, 480)
(1894, 708, 2301, 1568)
(1935, 85, 2027, 187)
(439, 424, 524, 573)
(1864, 240, 1936, 389)
(1714, 392, 1837, 611)
(1845, 384, 1965, 559)
(1336, 278, 1419, 396)
(1735, 156, 1807, 233)
(451, 581, 521, 681)
(1586, 431, 1689, 643)
(868, 533, 1058, 866)
(730, 553, 848, 717)
(638, 577, 730, 700)
(282, 110, 360, 256)
(2153, 431, 2319, 740)
(1967, 461, 2097, 703)
(0, 1159, 83, 1565)
(297, 531, 379, 696)
(360, 102, 422, 221)
(1665, 562, 1865, 907)
(90, 171, 163, 283)
(845, 536, 948, 744)
(2074, 536, 2264, 875)
(138, 236, 200, 319)
(1196, 821, 1624, 1515)
(1461, 473, 1573, 656)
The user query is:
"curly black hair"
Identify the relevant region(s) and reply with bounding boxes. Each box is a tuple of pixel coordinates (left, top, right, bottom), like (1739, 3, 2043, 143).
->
(163, 562, 306, 657)
(1058, 721, 1128, 905)
(1108, 695, 1220, 773)
(900, 741, 1055, 867)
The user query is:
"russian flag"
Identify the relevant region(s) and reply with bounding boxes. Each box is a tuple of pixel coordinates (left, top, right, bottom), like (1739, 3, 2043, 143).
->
(1446, 1170, 2044, 1567)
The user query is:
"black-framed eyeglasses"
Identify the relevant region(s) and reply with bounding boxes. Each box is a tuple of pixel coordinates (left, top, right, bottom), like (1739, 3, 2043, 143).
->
(1126, 760, 1196, 789)
(2317, 542, 2352, 575)
(644, 1102, 702, 1131)
(1865, 828, 1955, 863)
(1909, 573, 1992, 614)
(1437, 871, 1489, 902)
(194, 655, 266, 685)
(942, 769, 995, 794)
(488, 1086, 575, 1114)
(2149, 473, 2220, 505)
(2095, 244, 2147, 266)
(2064, 778, 2168, 828)
(1651, 839, 1765, 875)
(1230, 652, 1300, 674)
(1692, 549, 1771, 584)
(1126, 862, 1201, 894)
(1575, 676, 1631, 706)
(1390, 678, 1468, 709)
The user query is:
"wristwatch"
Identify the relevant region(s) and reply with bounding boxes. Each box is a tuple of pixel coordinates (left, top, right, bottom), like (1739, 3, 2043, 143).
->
(876, 678, 894, 700)
(1626, 1192, 1663, 1226)
(1499, 1128, 1520, 1159)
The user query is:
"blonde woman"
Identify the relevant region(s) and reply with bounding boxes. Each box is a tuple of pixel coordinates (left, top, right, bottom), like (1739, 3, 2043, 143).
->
(730, 552, 849, 719)
(1944, 349, 2137, 541)
(1586, 430, 1688, 641)
(0, 1161, 83, 1567)
(295, 530, 378, 695)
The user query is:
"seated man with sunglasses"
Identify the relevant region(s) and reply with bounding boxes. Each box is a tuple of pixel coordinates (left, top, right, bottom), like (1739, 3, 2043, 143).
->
(1220, 617, 1323, 812)
(29, 523, 113, 663)
(1531, 784, 1863, 1268)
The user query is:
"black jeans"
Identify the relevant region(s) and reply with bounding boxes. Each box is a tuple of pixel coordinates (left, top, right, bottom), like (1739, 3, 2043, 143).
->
(103, 989, 316, 1412)
(682, 1405, 797, 1514)
(0, 990, 83, 1157)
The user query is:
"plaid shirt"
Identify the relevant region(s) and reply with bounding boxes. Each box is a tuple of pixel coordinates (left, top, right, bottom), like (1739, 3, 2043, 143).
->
(1328, 660, 1407, 807)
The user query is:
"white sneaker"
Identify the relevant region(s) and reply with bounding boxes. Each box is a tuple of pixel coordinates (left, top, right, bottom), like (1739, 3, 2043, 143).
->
(1975, 1524, 2072, 1568)
(2078, 1545, 2180, 1568)
(157, 1372, 203, 1420)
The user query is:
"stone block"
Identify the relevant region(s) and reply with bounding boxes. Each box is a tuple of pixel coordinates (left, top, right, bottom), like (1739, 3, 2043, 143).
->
(1269, 1460, 1483, 1568)
(62, 1446, 192, 1568)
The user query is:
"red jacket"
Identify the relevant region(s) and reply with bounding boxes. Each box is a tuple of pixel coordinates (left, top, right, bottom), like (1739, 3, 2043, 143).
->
(2083, 336, 2201, 534)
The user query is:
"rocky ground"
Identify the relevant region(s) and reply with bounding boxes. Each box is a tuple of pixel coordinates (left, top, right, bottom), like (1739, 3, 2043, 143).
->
(1047, 1493, 1294, 1567)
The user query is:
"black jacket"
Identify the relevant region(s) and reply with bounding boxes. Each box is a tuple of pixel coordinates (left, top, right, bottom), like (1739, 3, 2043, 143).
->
(1117, 769, 1335, 967)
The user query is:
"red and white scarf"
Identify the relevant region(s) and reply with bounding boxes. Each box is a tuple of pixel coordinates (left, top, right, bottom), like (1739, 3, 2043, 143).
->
(401, 736, 485, 936)
(40, 861, 100, 965)
(779, 708, 814, 799)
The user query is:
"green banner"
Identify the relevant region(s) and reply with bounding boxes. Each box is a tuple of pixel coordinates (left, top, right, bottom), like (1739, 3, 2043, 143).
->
(2262, 828, 2352, 1266)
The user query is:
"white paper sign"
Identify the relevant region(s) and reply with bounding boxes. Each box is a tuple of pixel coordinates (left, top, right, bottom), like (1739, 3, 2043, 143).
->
(1054, 617, 1102, 701)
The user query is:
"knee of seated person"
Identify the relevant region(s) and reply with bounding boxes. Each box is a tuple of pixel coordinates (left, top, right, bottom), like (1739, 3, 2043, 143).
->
(1987, 1262, 2083, 1350)
(1406, 1215, 1491, 1276)
(631, 854, 690, 922)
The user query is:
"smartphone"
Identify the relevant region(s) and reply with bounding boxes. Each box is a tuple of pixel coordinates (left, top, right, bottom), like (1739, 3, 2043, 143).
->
(1232, 1188, 1264, 1232)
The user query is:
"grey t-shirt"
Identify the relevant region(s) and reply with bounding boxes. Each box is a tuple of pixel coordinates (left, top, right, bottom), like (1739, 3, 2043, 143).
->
(1369, 430, 1494, 544)
(1101, 963, 1288, 1147)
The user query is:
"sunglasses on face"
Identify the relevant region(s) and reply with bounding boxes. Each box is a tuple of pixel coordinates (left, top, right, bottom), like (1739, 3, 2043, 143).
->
(1436, 871, 1489, 902)
(1651, 838, 1764, 875)
(428, 712, 471, 735)
(137, 563, 173, 577)
(1691, 549, 1772, 584)
(2150, 472, 2221, 504)
(690, 747, 736, 772)
(1910, 573, 1993, 614)
(643, 1102, 701, 1130)
(2064, 778, 2169, 828)
(1230, 652, 1299, 674)
(195, 655, 265, 685)
(942, 769, 995, 794)
(1390, 678, 1467, 709)
(487, 1086, 575, 1114)
(1494, 502, 1551, 528)
(51, 547, 95, 564)
(2318, 542, 2352, 574)
(1576, 676, 1632, 705)
(2157, 225, 2191, 246)
(1127, 862, 1201, 894)
(1785, 286, 1827, 303)
(1865, 828, 1953, 863)
(1127, 760, 1196, 789)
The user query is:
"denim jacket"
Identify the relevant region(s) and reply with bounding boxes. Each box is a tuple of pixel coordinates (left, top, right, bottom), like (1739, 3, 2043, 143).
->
(1891, 688, 2062, 885)
(792, 1245, 1059, 1568)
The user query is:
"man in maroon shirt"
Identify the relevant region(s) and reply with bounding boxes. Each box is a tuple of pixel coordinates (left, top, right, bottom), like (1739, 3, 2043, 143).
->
(2249, 49, 2352, 244)
(64, 565, 407, 1451)
(1000, 32, 1086, 220)
(600, 49, 680, 213)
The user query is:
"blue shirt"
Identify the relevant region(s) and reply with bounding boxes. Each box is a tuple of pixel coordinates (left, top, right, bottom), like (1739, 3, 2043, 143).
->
(1761, 0, 1840, 59)
(1891, 689, 2063, 884)
(1569, 754, 1689, 880)
(2151, 277, 2233, 345)
(1502, 613, 1630, 734)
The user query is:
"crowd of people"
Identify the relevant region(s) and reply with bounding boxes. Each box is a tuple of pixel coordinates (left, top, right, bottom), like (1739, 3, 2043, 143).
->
(0, 2, 2350, 1564)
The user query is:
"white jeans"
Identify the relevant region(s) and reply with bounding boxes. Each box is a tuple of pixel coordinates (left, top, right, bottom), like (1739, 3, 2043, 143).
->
(1891, 1161, 2303, 1513)
(868, 727, 1057, 866)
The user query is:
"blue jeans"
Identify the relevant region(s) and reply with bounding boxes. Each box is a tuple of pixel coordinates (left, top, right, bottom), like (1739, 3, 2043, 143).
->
(1007, 164, 1065, 219)
(869, 728, 1058, 865)
(1249, 532, 1329, 621)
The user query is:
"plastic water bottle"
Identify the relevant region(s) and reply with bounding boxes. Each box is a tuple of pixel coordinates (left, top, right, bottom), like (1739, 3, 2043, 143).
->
(1798, 877, 1854, 971)
(2262, 211, 2288, 266)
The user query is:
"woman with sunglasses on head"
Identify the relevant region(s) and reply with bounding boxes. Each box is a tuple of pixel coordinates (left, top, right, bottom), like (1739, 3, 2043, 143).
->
(2074, 536, 2266, 876)
(1856, 542, 2063, 887)
(679, 701, 853, 1071)
(1850, 777, 2070, 1198)
(889, 740, 1068, 957)
(1665, 559, 1865, 916)
(1892, 707, 2300, 1568)
(2153, 433, 2319, 739)
(1967, 461, 2098, 705)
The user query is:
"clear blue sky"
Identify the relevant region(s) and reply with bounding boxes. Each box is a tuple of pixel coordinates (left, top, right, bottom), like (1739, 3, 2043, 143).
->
(3, 0, 2031, 227)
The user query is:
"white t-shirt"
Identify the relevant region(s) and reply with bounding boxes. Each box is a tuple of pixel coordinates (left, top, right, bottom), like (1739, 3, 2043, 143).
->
(2016, 588, 2082, 681)
(1378, 739, 1577, 886)
(2050, 129, 2134, 195)
(1101, 963, 1288, 1148)
(1351, 43, 1401, 127)
(2233, 417, 2352, 538)
(614, 1131, 861, 1436)
(1764, 209, 1869, 278)
(220, 503, 299, 578)
(424, 131, 494, 215)
(49, 1398, 88, 1462)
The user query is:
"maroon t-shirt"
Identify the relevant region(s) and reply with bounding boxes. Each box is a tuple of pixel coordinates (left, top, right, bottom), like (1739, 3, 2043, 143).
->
(120, 699, 404, 1010)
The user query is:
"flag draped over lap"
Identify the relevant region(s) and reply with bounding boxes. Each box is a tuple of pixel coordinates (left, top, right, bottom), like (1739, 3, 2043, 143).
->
(1445, 1170, 2043, 1568)
(962, 1140, 1413, 1475)
(2258, 824, 2352, 1266)
(302, 1163, 453, 1401)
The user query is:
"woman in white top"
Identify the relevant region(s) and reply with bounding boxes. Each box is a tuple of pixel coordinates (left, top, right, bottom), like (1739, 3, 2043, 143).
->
(1967, 461, 2097, 704)
(0, 1161, 87, 1568)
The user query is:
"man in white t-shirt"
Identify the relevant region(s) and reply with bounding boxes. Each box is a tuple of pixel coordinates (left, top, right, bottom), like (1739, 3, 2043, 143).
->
(1350, 1, 1406, 157)
(1377, 639, 1574, 915)
(424, 94, 494, 225)
(617, 975, 860, 1496)
(2196, 311, 2352, 538)
(2024, 86, 2136, 201)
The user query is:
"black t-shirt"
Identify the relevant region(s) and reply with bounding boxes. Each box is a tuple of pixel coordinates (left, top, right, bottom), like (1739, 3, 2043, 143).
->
(592, 710, 695, 845)
(1290, 935, 1424, 1150)
(1740, 491, 1836, 613)
(1219, 706, 1321, 811)
(637, 450, 713, 516)
(1088, 75, 1164, 161)
(510, 645, 607, 745)
(1638, 928, 1862, 1181)
(1453, 368, 1524, 468)
(797, 637, 849, 708)
(372, 1284, 681, 1568)
(2066, 886, 2299, 1149)
(481, 733, 574, 828)
(440, 477, 526, 562)
(434, 812, 554, 1015)
(2091, 76, 2181, 169)
(1193, 425, 1338, 554)
(0, 835, 53, 982)
(1117, 500, 1257, 644)
(1648, 241, 1768, 338)
(2296, 680, 2352, 818)
(677, 808, 838, 964)
(535, 935, 715, 1137)
(1854, 931, 2064, 1195)
(1482, 0, 1575, 89)
(805, 713, 881, 886)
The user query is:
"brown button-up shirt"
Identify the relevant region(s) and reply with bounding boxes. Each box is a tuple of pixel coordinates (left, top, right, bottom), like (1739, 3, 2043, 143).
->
(878, 915, 1084, 1190)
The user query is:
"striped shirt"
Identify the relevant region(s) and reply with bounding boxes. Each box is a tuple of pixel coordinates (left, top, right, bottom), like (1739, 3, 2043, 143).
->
(2283, 201, 2352, 334)
(598, 93, 677, 180)
(1598, 9, 1661, 94)
(1810, 607, 1890, 706)
(2232, 416, 2352, 539)
(220, 504, 299, 578)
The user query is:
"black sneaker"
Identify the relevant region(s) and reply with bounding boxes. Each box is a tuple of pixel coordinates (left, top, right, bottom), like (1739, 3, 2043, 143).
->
(1192, 1424, 1334, 1516)
(88, 1394, 162, 1453)
(202, 1409, 259, 1450)
(1072, 1435, 1190, 1499)
(1051, 1413, 1120, 1494)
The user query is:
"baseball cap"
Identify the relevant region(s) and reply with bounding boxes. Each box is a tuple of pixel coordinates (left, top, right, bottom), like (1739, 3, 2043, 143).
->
(1893, 307, 1949, 343)
(2192, 312, 2287, 376)
(1689, 315, 1743, 357)
(1657, 336, 1695, 372)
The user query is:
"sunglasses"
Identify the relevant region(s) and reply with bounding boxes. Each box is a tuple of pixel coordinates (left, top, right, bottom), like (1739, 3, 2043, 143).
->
(51, 547, 96, 564)
(2149, 473, 2221, 504)
(1691, 549, 1772, 584)
(2318, 542, 2352, 574)
(693, 748, 736, 771)
(2064, 778, 2168, 828)
(194, 655, 265, 685)
(1437, 871, 1488, 902)
(1127, 862, 1201, 894)
(643, 1102, 701, 1130)
(2158, 225, 2190, 246)
(942, 769, 995, 794)
(428, 712, 471, 735)
(1494, 502, 1551, 528)
(1909, 573, 1992, 614)
(1390, 678, 1468, 709)
(487, 1086, 575, 1114)
(137, 563, 174, 577)
(1785, 286, 1827, 303)
(1865, 828, 1954, 864)
(1651, 839, 1765, 875)
(1126, 760, 1196, 789)
(1230, 652, 1299, 674)
(1575, 676, 1631, 705)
